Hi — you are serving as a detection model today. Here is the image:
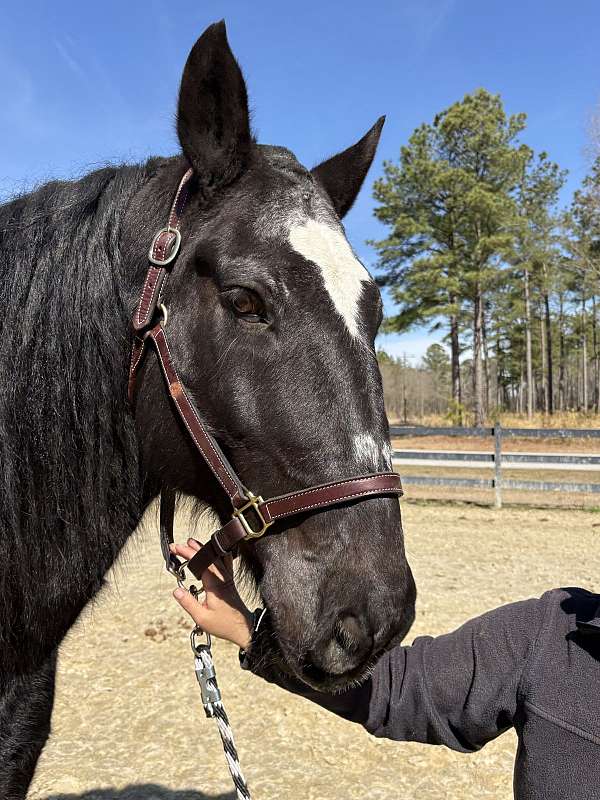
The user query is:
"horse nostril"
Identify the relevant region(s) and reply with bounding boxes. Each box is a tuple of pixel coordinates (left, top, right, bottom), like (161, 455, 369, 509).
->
(334, 614, 372, 657)
(303, 614, 377, 680)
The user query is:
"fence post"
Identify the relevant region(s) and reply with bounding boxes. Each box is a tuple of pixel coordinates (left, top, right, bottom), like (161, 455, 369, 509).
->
(494, 420, 502, 509)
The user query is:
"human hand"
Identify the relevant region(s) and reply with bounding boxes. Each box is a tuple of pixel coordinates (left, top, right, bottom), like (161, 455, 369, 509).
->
(170, 539, 253, 650)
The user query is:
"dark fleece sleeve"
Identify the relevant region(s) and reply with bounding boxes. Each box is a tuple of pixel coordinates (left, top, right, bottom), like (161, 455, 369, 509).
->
(242, 596, 548, 752)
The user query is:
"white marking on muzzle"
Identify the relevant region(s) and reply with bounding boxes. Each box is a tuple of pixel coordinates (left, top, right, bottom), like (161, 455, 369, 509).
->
(288, 219, 370, 337)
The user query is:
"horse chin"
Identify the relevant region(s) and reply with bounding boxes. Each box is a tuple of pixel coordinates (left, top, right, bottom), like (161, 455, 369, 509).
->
(260, 600, 416, 694)
(281, 648, 377, 694)
(256, 614, 377, 694)
(297, 658, 377, 694)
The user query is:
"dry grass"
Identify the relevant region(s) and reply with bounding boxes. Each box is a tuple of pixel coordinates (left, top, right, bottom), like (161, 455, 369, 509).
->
(28, 502, 600, 800)
(392, 434, 600, 453)
(496, 410, 600, 429)
(401, 480, 600, 511)
(390, 411, 600, 429)
(400, 464, 600, 485)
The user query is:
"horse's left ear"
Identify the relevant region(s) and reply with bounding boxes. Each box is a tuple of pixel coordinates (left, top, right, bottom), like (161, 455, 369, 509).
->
(177, 21, 252, 196)
(311, 116, 385, 218)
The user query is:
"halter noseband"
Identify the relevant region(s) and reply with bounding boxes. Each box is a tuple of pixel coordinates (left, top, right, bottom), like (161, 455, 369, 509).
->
(128, 168, 403, 582)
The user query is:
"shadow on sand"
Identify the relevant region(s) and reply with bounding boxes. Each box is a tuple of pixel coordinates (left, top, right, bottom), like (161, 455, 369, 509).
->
(41, 786, 236, 800)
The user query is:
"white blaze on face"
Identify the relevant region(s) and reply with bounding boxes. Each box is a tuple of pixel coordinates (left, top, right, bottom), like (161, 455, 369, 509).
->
(288, 219, 371, 338)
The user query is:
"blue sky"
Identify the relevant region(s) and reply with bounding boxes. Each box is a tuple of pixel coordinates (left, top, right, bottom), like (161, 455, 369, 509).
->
(2, 1, 599, 361)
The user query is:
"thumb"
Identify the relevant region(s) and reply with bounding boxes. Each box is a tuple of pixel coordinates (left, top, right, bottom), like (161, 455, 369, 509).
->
(173, 587, 212, 628)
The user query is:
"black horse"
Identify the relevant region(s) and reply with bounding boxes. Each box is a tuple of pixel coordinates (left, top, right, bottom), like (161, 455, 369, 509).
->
(0, 21, 416, 798)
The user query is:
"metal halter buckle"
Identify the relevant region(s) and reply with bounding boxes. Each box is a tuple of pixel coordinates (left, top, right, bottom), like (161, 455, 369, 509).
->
(148, 227, 182, 266)
(233, 491, 272, 539)
(167, 556, 188, 587)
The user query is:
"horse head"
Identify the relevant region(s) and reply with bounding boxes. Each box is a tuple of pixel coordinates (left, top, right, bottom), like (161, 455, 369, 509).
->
(131, 22, 416, 691)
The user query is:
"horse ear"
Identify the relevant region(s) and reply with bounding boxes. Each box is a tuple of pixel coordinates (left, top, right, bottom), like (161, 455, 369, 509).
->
(311, 117, 385, 218)
(177, 21, 252, 195)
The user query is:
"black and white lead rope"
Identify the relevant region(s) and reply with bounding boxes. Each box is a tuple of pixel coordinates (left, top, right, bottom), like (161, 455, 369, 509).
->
(189, 593, 267, 800)
(193, 635, 252, 800)
(169, 546, 265, 800)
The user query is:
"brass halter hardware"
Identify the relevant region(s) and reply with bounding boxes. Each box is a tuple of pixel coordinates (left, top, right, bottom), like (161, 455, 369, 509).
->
(233, 491, 272, 539)
(148, 226, 182, 266)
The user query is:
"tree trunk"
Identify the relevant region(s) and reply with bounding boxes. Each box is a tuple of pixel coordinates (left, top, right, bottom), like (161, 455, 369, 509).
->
(518, 362, 524, 414)
(495, 332, 503, 409)
(524, 268, 534, 419)
(592, 295, 599, 413)
(449, 303, 462, 424)
(472, 288, 485, 426)
(540, 315, 548, 413)
(401, 356, 407, 424)
(543, 289, 554, 414)
(558, 293, 566, 411)
(582, 296, 588, 411)
(483, 314, 490, 415)
(575, 348, 580, 410)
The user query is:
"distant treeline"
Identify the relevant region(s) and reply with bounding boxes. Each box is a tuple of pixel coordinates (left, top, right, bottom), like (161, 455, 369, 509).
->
(378, 345, 599, 424)
(372, 89, 600, 423)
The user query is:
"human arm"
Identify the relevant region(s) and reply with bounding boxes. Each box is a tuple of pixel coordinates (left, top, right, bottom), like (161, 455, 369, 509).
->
(172, 540, 547, 751)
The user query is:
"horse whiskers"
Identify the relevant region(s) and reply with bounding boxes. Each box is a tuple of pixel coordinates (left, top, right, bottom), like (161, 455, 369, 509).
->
(214, 335, 240, 370)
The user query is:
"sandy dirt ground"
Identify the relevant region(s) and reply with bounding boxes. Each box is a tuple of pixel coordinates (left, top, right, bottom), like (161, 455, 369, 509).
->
(28, 500, 600, 800)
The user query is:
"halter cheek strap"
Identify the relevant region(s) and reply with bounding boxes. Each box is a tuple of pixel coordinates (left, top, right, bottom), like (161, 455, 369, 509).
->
(129, 168, 403, 582)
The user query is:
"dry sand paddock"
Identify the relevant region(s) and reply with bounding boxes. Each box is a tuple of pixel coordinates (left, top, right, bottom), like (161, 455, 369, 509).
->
(29, 499, 600, 800)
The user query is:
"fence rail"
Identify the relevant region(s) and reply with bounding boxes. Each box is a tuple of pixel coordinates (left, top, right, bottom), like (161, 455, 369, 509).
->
(390, 425, 600, 439)
(389, 423, 600, 507)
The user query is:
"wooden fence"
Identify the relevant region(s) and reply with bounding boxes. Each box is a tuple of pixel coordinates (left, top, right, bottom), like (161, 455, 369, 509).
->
(389, 423, 600, 508)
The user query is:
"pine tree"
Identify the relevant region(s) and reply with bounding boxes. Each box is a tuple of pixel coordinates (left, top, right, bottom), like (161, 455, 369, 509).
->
(372, 89, 529, 425)
(512, 151, 566, 415)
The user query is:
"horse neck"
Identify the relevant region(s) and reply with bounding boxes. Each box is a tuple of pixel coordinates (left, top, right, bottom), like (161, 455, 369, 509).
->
(0, 162, 166, 554)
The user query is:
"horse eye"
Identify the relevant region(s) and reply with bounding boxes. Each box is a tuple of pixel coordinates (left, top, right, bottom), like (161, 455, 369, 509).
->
(229, 288, 265, 321)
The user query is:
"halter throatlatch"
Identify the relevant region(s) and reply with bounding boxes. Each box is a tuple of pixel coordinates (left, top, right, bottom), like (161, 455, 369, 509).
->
(129, 166, 403, 580)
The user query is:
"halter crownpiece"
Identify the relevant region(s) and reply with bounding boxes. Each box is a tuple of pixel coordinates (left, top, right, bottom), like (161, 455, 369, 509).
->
(128, 167, 403, 581)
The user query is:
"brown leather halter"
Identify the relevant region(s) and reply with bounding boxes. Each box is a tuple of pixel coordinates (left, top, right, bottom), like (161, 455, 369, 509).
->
(128, 168, 403, 582)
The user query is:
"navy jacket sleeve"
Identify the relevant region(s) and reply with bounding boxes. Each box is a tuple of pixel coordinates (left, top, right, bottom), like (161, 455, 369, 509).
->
(242, 596, 548, 753)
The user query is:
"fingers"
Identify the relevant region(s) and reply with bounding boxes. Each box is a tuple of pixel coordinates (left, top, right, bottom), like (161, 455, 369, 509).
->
(173, 586, 210, 627)
(169, 540, 200, 561)
(209, 558, 235, 584)
(171, 568, 253, 648)
(169, 541, 235, 586)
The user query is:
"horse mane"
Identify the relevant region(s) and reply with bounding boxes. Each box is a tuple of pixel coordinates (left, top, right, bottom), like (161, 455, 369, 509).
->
(0, 162, 160, 653)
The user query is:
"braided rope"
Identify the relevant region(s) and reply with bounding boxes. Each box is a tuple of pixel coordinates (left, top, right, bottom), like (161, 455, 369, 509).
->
(196, 647, 252, 800)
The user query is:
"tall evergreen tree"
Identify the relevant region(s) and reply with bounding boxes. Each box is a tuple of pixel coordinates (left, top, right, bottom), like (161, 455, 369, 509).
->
(372, 89, 529, 425)
(563, 166, 600, 410)
(512, 152, 566, 416)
